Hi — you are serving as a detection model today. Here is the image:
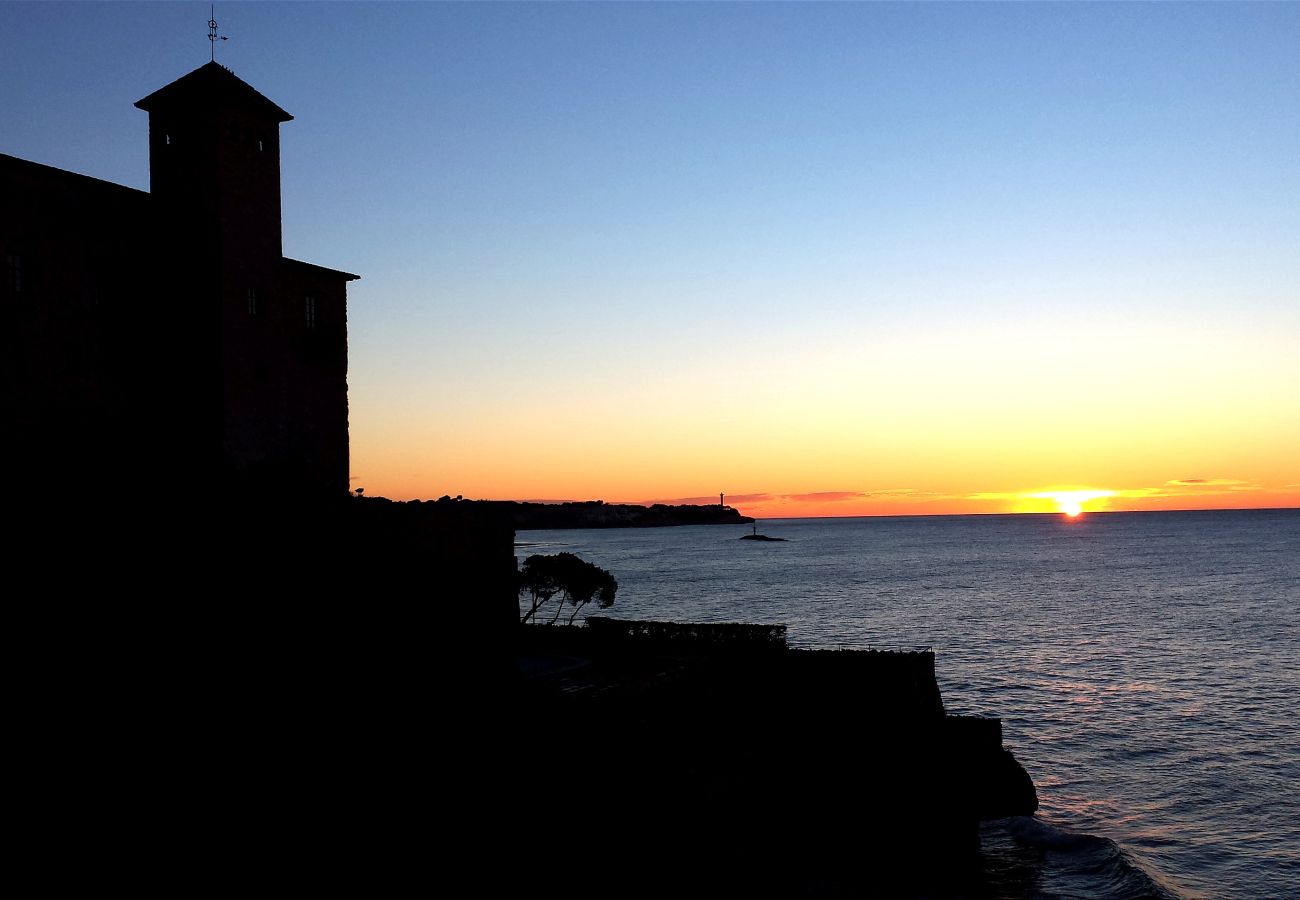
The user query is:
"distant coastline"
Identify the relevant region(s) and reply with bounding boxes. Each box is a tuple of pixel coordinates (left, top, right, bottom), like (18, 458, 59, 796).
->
(427, 497, 754, 530)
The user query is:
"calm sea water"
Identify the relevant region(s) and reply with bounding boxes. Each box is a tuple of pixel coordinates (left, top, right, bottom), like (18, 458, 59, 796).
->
(519, 509, 1300, 899)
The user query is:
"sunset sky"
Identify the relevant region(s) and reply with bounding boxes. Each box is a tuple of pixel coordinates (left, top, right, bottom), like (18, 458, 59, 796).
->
(4, 2, 1297, 518)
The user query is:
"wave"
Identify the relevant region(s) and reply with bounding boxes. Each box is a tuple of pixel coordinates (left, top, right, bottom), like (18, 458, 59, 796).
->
(981, 816, 1186, 900)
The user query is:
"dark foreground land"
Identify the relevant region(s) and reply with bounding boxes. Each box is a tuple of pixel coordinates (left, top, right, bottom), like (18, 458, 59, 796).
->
(506, 619, 1037, 897)
(17, 497, 1032, 895)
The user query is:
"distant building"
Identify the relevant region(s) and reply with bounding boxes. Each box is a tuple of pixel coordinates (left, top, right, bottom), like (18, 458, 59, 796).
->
(2, 62, 356, 502)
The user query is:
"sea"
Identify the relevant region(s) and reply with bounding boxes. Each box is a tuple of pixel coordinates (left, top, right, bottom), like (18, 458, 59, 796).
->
(518, 508, 1299, 899)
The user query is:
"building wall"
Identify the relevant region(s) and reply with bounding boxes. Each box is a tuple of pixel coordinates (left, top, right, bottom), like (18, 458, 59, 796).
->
(1, 154, 157, 499)
(221, 258, 350, 498)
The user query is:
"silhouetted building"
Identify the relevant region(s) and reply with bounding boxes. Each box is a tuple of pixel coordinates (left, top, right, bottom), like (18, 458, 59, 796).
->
(2, 62, 356, 504)
(6, 67, 525, 880)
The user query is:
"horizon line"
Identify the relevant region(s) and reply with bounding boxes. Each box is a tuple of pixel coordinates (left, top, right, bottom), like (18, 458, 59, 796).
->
(400, 494, 1298, 520)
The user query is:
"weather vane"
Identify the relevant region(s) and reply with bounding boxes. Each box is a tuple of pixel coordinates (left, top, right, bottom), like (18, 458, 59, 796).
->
(208, 6, 228, 62)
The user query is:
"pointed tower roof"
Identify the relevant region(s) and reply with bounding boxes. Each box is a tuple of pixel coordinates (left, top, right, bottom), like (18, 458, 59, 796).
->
(135, 61, 293, 122)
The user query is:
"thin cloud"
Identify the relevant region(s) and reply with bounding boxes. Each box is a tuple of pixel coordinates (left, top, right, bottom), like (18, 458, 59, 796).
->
(1111, 487, 1162, 499)
(777, 488, 946, 503)
(862, 488, 942, 498)
(643, 493, 773, 506)
(965, 479, 1265, 505)
(646, 490, 944, 507)
(1164, 478, 1249, 488)
(719, 493, 776, 504)
(784, 491, 868, 503)
(766, 489, 942, 504)
(1154, 479, 1259, 496)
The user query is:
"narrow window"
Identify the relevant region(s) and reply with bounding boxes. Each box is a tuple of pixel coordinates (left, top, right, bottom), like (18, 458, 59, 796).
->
(165, 133, 171, 146)
(305, 295, 317, 329)
(247, 287, 258, 316)
(257, 139, 264, 152)
(6, 254, 22, 294)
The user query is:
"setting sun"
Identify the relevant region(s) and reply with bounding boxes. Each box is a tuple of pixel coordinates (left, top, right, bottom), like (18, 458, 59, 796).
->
(1020, 489, 1117, 517)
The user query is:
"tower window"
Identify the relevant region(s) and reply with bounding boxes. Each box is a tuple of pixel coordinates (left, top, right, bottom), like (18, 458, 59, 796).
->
(258, 139, 264, 152)
(247, 287, 259, 316)
(305, 295, 317, 329)
(6, 254, 22, 293)
(165, 133, 171, 146)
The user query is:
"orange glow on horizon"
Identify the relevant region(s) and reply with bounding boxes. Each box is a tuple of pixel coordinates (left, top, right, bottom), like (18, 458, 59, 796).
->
(349, 476, 1298, 520)
(347, 294, 1300, 521)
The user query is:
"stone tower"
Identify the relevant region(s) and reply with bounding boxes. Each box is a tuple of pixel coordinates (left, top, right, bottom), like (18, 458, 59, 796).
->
(135, 62, 356, 499)
(135, 60, 291, 269)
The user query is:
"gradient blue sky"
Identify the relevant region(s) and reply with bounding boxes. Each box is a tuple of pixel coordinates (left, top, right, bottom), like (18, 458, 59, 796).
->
(4, 2, 1297, 514)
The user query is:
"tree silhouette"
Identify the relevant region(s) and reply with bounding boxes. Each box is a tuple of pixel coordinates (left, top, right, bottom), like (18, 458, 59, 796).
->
(519, 555, 561, 624)
(518, 553, 617, 625)
(559, 556, 617, 625)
